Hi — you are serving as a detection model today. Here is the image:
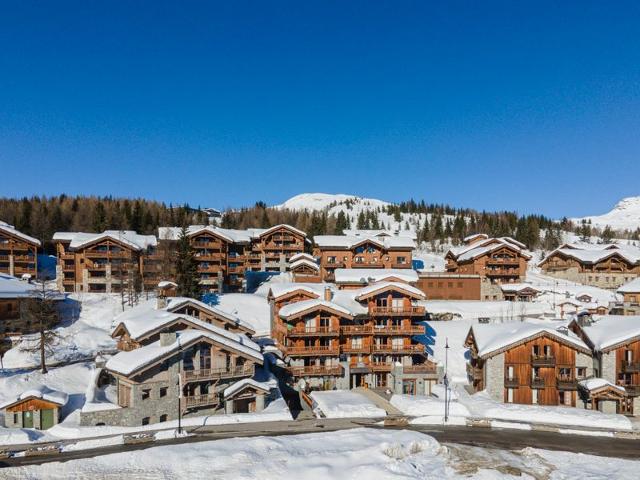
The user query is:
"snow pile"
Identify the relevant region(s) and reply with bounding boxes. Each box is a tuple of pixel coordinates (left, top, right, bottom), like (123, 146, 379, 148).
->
(215, 293, 271, 336)
(0, 384, 68, 409)
(310, 390, 386, 418)
(459, 390, 633, 431)
(391, 393, 470, 425)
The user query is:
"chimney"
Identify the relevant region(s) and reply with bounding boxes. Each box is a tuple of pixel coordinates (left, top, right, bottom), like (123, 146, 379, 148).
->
(157, 295, 168, 310)
(324, 286, 333, 302)
(159, 332, 177, 347)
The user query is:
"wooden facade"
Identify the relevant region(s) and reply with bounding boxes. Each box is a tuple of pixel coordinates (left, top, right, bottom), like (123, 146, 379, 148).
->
(417, 273, 482, 300)
(0, 223, 39, 279)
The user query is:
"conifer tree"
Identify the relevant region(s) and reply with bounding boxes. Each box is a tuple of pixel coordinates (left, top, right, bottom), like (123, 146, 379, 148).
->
(175, 226, 200, 299)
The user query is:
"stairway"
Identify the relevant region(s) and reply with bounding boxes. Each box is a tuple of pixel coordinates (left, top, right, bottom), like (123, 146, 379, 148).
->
(354, 387, 403, 416)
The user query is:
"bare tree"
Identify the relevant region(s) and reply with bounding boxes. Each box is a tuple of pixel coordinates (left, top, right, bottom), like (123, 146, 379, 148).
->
(20, 282, 61, 374)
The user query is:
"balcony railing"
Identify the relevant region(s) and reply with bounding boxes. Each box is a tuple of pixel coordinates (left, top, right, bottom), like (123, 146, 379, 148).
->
(403, 363, 438, 374)
(288, 365, 343, 377)
(370, 306, 426, 316)
(556, 376, 578, 390)
(618, 384, 640, 396)
(372, 325, 425, 335)
(622, 361, 640, 373)
(371, 362, 393, 371)
(372, 344, 423, 354)
(504, 376, 519, 388)
(288, 326, 339, 337)
(182, 392, 219, 409)
(340, 325, 373, 335)
(531, 377, 545, 389)
(181, 364, 254, 383)
(285, 345, 339, 356)
(531, 355, 556, 367)
(322, 261, 345, 268)
(341, 344, 371, 354)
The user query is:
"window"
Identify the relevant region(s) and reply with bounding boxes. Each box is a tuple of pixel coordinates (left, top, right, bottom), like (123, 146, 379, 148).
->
(507, 388, 514, 403)
(159, 387, 168, 398)
(142, 389, 151, 400)
(447, 282, 453, 288)
(397, 256, 406, 264)
(159, 414, 168, 422)
(532, 389, 538, 404)
(457, 282, 463, 288)
(142, 417, 150, 426)
(14, 413, 19, 424)
(576, 367, 586, 379)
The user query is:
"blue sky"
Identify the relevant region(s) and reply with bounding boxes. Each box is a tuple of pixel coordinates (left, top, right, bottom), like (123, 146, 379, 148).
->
(1, 1, 639, 217)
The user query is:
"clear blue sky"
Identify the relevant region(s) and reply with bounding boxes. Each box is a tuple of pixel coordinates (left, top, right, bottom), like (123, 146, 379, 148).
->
(1, 1, 639, 218)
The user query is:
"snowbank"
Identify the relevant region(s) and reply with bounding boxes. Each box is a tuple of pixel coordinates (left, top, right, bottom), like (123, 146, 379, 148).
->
(310, 390, 386, 418)
(391, 394, 469, 426)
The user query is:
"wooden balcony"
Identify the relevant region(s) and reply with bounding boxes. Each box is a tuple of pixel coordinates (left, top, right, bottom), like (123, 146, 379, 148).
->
(531, 377, 546, 389)
(487, 258, 520, 266)
(403, 363, 438, 375)
(372, 325, 425, 335)
(504, 376, 519, 388)
(287, 326, 339, 337)
(370, 306, 426, 317)
(486, 270, 519, 277)
(341, 344, 371, 354)
(351, 262, 384, 268)
(556, 376, 578, 390)
(181, 365, 254, 383)
(288, 365, 343, 377)
(622, 361, 640, 373)
(285, 345, 340, 356)
(322, 261, 345, 268)
(340, 325, 373, 335)
(182, 392, 219, 409)
(371, 362, 393, 372)
(391, 263, 411, 269)
(531, 355, 555, 367)
(263, 243, 302, 251)
(620, 384, 640, 396)
(372, 344, 423, 354)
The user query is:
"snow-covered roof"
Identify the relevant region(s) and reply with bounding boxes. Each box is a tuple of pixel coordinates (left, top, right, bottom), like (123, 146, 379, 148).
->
(355, 281, 425, 301)
(447, 237, 531, 263)
(540, 243, 640, 266)
(500, 283, 540, 294)
(288, 252, 316, 264)
(469, 321, 590, 359)
(289, 259, 319, 271)
(106, 329, 263, 377)
(158, 280, 178, 289)
(343, 229, 417, 241)
(313, 234, 415, 250)
(279, 299, 353, 319)
(53, 230, 157, 251)
(618, 277, 640, 294)
(259, 224, 307, 238)
(463, 233, 489, 243)
(578, 315, 640, 352)
(158, 224, 306, 243)
(0, 273, 38, 298)
(165, 297, 254, 332)
(578, 378, 626, 394)
(0, 385, 68, 410)
(224, 378, 272, 399)
(267, 284, 321, 300)
(334, 268, 418, 285)
(0, 221, 41, 246)
(113, 298, 257, 341)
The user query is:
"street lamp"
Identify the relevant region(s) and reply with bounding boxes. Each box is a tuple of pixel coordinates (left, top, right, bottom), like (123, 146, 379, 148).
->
(444, 337, 449, 423)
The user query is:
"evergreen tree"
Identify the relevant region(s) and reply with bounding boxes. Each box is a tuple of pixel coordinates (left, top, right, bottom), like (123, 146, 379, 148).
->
(334, 211, 348, 234)
(356, 211, 366, 229)
(175, 226, 200, 299)
(601, 225, 614, 243)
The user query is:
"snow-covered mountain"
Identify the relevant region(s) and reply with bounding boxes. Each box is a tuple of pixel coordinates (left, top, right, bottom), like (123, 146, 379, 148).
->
(571, 197, 640, 232)
(275, 193, 390, 213)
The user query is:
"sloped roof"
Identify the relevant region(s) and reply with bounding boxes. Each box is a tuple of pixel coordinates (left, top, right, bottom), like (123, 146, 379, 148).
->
(0, 221, 41, 246)
(500, 283, 540, 294)
(578, 315, 640, 352)
(53, 230, 157, 250)
(334, 268, 418, 284)
(223, 378, 271, 399)
(314, 235, 415, 249)
(0, 385, 68, 410)
(618, 277, 640, 294)
(0, 273, 38, 298)
(447, 237, 531, 263)
(288, 252, 316, 264)
(468, 321, 590, 359)
(279, 299, 353, 319)
(290, 259, 319, 271)
(355, 281, 425, 301)
(540, 243, 640, 266)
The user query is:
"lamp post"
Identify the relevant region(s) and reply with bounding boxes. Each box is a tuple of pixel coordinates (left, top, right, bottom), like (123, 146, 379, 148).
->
(177, 337, 183, 436)
(444, 337, 449, 423)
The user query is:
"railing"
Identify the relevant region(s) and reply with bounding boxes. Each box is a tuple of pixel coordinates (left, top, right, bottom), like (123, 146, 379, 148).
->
(340, 325, 373, 335)
(372, 325, 425, 335)
(372, 344, 423, 354)
(370, 306, 426, 316)
(466, 363, 483, 380)
(622, 361, 640, 373)
(487, 258, 520, 266)
(531, 355, 556, 367)
(182, 392, 219, 409)
(181, 364, 254, 383)
(556, 376, 578, 390)
(322, 261, 345, 268)
(486, 269, 519, 276)
(403, 364, 438, 374)
(288, 365, 343, 377)
(288, 326, 339, 336)
(351, 262, 384, 268)
(504, 376, 519, 388)
(341, 344, 371, 354)
(371, 362, 393, 371)
(531, 377, 545, 389)
(285, 345, 339, 356)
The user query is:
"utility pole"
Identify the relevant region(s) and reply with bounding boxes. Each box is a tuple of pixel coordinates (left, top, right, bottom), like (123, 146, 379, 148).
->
(177, 337, 183, 436)
(444, 337, 449, 423)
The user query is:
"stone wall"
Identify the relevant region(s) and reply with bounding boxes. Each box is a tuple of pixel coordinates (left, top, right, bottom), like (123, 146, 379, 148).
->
(484, 353, 505, 402)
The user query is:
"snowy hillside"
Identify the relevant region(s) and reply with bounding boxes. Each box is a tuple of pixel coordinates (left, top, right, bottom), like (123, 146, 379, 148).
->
(572, 196, 640, 232)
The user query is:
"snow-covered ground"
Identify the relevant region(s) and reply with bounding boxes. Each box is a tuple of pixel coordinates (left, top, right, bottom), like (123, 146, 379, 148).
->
(215, 293, 271, 336)
(310, 390, 386, 418)
(3, 428, 639, 479)
(391, 393, 470, 426)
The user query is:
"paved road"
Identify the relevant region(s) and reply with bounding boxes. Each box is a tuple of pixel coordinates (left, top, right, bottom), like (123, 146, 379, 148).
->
(1, 418, 639, 469)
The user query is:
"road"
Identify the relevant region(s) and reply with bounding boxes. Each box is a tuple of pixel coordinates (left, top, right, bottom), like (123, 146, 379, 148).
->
(1, 417, 639, 469)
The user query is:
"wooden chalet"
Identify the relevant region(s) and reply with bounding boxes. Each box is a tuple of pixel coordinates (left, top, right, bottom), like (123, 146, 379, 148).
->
(0, 221, 40, 279)
(1, 386, 68, 430)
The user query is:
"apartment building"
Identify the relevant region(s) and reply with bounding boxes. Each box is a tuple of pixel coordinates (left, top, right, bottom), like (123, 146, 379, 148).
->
(610, 278, 640, 315)
(268, 279, 440, 395)
(569, 315, 640, 415)
(313, 234, 414, 282)
(416, 273, 482, 300)
(465, 322, 593, 407)
(53, 231, 160, 293)
(0, 221, 40, 279)
(539, 243, 640, 289)
(445, 234, 531, 286)
(80, 296, 270, 427)
(158, 224, 308, 292)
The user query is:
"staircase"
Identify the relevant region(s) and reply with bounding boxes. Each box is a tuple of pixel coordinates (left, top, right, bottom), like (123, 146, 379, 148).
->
(353, 387, 403, 416)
